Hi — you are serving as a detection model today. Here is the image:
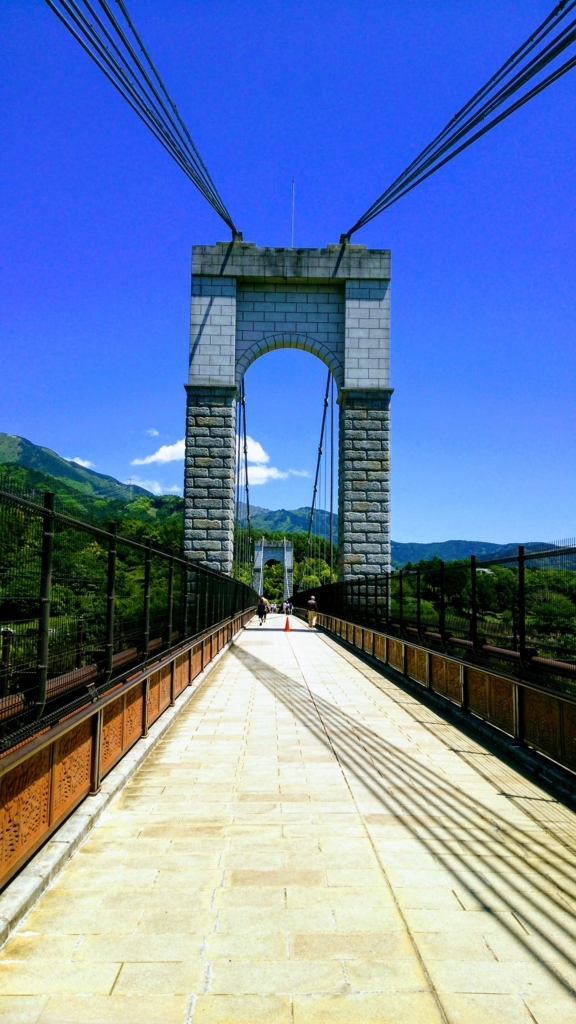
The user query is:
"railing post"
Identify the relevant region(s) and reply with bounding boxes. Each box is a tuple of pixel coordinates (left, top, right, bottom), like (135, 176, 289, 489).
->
(462, 665, 469, 713)
(439, 560, 446, 639)
(142, 675, 150, 737)
(1, 629, 14, 701)
(193, 567, 200, 636)
(518, 545, 526, 665)
(385, 573, 390, 631)
(167, 556, 174, 648)
(105, 523, 117, 678)
(36, 492, 55, 718)
(143, 539, 151, 662)
(513, 682, 523, 744)
(470, 555, 477, 649)
(398, 570, 403, 632)
(184, 558, 191, 638)
(196, 571, 202, 634)
(170, 658, 176, 707)
(416, 568, 421, 635)
(75, 619, 84, 669)
(90, 708, 103, 795)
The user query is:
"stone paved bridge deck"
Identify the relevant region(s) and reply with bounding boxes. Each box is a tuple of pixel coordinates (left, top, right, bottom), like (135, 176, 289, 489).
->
(1, 618, 575, 1023)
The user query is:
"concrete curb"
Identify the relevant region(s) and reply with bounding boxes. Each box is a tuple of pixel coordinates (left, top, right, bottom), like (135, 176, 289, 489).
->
(0, 630, 241, 948)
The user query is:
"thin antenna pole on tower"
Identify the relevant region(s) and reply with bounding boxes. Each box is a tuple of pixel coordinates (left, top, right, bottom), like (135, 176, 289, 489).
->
(290, 178, 295, 248)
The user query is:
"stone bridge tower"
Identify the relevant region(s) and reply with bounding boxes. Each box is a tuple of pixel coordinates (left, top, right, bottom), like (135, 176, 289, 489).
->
(184, 242, 392, 580)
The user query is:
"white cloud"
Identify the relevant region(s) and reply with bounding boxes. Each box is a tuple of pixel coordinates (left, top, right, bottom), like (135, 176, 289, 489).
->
(125, 476, 182, 496)
(237, 435, 270, 465)
(130, 432, 307, 489)
(145, 428, 159, 437)
(66, 456, 94, 469)
(125, 476, 163, 495)
(248, 466, 289, 485)
(238, 465, 310, 486)
(131, 439, 185, 465)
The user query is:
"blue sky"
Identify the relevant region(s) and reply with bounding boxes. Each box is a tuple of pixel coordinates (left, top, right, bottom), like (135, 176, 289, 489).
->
(1, 1, 575, 543)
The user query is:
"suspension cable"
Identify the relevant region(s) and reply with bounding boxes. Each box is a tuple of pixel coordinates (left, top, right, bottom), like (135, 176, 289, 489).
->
(45, 0, 239, 235)
(329, 377, 334, 579)
(343, 0, 576, 240)
(307, 370, 331, 562)
(241, 380, 252, 565)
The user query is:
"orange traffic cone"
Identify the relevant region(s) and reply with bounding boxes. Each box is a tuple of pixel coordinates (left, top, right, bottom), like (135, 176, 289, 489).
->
(284, 616, 291, 632)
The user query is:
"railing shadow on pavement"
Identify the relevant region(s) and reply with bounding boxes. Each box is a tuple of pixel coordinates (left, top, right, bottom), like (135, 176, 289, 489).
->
(231, 644, 576, 997)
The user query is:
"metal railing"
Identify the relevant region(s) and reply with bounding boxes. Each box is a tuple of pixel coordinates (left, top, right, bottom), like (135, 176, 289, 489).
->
(0, 488, 258, 754)
(294, 544, 576, 691)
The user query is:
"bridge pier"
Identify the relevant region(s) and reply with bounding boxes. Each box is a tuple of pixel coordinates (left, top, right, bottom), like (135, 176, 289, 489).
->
(184, 384, 236, 575)
(184, 243, 392, 578)
(339, 387, 392, 577)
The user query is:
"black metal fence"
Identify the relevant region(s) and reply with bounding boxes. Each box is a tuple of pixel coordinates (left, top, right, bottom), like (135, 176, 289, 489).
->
(0, 488, 258, 753)
(295, 544, 576, 691)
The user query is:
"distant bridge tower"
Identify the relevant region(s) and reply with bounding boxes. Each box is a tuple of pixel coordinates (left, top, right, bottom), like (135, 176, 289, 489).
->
(184, 242, 392, 579)
(253, 537, 293, 599)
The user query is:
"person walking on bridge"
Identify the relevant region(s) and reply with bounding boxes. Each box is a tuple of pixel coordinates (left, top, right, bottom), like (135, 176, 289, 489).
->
(257, 597, 267, 626)
(307, 595, 318, 628)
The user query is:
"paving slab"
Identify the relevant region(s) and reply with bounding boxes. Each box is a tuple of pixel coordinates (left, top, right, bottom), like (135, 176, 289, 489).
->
(0, 615, 575, 1022)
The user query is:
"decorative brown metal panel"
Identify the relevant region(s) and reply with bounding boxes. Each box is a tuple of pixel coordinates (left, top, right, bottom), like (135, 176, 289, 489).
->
(123, 683, 143, 752)
(51, 720, 91, 822)
(488, 676, 514, 735)
(159, 666, 171, 714)
(406, 645, 427, 685)
(0, 746, 51, 879)
(192, 643, 202, 679)
(445, 661, 462, 703)
(561, 703, 576, 768)
(147, 670, 162, 726)
(373, 634, 386, 663)
(363, 629, 373, 654)
(175, 653, 188, 696)
(100, 694, 124, 773)
(430, 654, 447, 695)
(523, 689, 561, 760)
(388, 639, 404, 672)
(202, 636, 211, 668)
(354, 626, 363, 648)
(0, 623, 256, 890)
(468, 668, 490, 718)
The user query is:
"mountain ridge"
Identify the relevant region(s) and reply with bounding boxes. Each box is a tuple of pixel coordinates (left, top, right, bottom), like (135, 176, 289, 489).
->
(0, 434, 552, 565)
(0, 433, 149, 500)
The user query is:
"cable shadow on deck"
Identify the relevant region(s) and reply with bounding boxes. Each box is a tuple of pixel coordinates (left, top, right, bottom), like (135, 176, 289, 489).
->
(231, 645, 576, 997)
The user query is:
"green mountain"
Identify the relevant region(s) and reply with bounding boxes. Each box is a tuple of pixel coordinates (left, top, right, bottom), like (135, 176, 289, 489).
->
(391, 539, 503, 565)
(1, 434, 551, 566)
(240, 504, 550, 566)
(0, 433, 150, 500)
(246, 504, 336, 537)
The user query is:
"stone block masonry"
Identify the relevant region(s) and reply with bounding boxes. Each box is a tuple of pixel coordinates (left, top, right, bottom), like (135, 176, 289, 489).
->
(185, 242, 392, 578)
(184, 385, 236, 574)
(339, 389, 392, 577)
